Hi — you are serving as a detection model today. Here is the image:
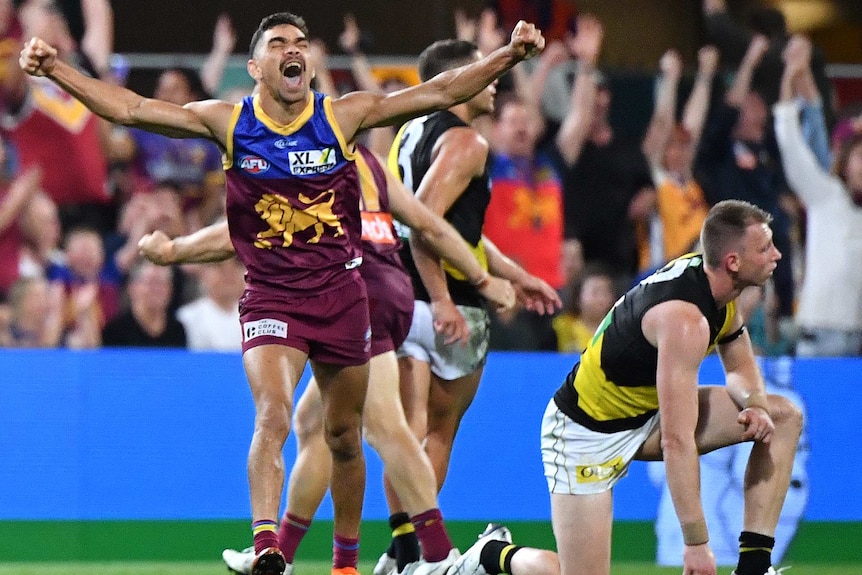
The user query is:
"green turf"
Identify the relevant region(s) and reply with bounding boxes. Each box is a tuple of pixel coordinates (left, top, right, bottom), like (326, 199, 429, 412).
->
(1, 562, 862, 575)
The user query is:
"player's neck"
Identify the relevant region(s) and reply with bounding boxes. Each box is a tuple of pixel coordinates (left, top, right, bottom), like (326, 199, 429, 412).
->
(704, 265, 739, 308)
(259, 91, 309, 126)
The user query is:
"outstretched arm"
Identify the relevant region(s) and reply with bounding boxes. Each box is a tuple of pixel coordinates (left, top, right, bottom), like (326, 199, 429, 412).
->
(555, 15, 603, 166)
(682, 46, 719, 149)
(332, 20, 545, 139)
(383, 158, 515, 311)
(199, 13, 236, 97)
(138, 220, 234, 265)
(483, 236, 561, 315)
(642, 49, 683, 168)
(20, 38, 232, 143)
(725, 35, 769, 108)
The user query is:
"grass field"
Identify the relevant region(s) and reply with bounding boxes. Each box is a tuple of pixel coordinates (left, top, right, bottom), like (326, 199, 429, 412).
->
(2, 562, 862, 575)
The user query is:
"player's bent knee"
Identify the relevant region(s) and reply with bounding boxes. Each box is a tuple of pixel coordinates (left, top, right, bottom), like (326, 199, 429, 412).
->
(769, 394, 803, 437)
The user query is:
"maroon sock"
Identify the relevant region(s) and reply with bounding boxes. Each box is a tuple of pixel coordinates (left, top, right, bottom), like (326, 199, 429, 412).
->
(252, 519, 279, 555)
(277, 512, 312, 563)
(333, 534, 360, 569)
(411, 508, 453, 563)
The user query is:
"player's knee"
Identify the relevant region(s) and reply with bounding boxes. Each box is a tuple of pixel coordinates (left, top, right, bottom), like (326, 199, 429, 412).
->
(324, 421, 363, 461)
(770, 395, 803, 438)
(254, 401, 291, 441)
(362, 413, 402, 451)
(294, 404, 324, 445)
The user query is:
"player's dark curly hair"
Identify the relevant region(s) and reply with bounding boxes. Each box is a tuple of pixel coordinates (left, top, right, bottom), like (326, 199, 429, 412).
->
(417, 39, 479, 82)
(249, 12, 309, 59)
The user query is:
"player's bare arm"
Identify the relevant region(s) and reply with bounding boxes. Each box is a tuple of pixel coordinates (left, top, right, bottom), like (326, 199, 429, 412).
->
(380, 158, 515, 311)
(138, 220, 235, 266)
(482, 236, 562, 315)
(717, 312, 775, 444)
(644, 299, 717, 575)
(20, 37, 232, 145)
(330, 20, 545, 139)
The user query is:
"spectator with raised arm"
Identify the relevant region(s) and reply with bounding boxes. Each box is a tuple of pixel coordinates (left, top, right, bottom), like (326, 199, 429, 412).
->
(702, 0, 832, 127)
(640, 47, 717, 268)
(554, 14, 655, 292)
(773, 35, 862, 356)
(696, 34, 796, 331)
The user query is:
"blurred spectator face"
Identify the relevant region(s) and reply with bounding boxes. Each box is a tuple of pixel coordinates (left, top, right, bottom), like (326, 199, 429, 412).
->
(579, 273, 615, 322)
(154, 70, 194, 105)
(19, 0, 74, 58)
(19, 193, 61, 253)
(593, 86, 611, 124)
(663, 125, 693, 173)
(10, 276, 49, 327)
(65, 229, 104, 279)
(560, 238, 584, 287)
(129, 263, 173, 313)
(148, 184, 185, 236)
(202, 258, 245, 306)
(494, 100, 537, 157)
(735, 92, 767, 142)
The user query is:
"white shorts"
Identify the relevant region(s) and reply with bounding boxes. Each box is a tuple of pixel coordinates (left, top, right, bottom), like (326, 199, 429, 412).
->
(541, 398, 661, 495)
(397, 300, 489, 381)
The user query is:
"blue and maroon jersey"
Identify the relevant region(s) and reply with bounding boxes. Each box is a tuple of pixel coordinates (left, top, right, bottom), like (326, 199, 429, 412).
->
(223, 92, 363, 295)
(356, 146, 404, 272)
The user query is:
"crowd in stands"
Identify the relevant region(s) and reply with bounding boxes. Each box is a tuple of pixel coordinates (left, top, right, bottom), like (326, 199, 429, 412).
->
(1, 0, 861, 357)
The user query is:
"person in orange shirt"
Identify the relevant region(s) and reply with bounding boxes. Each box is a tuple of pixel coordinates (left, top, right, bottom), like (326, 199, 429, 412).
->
(640, 47, 718, 270)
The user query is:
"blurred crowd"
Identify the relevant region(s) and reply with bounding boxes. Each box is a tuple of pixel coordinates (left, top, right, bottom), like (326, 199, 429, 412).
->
(1, 0, 860, 357)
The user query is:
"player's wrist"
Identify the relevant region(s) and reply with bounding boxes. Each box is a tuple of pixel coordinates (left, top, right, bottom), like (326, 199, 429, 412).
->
(470, 271, 490, 290)
(681, 518, 709, 546)
(744, 392, 770, 414)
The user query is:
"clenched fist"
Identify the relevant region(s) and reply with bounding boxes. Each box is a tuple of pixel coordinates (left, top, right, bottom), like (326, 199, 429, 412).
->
(19, 37, 57, 77)
(508, 20, 545, 61)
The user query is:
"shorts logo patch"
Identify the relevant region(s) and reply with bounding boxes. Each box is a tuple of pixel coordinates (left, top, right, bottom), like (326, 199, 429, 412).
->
(243, 318, 288, 342)
(575, 456, 624, 483)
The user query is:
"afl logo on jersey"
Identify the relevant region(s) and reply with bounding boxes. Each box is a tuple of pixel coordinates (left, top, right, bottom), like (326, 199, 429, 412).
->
(239, 155, 271, 174)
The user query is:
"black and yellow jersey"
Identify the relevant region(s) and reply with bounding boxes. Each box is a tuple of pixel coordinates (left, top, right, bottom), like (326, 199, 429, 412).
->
(388, 110, 490, 308)
(554, 254, 737, 433)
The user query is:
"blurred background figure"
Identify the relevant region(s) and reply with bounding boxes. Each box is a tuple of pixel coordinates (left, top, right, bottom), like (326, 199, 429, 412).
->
(176, 256, 244, 352)
(3, 275, 62, 346)
(775, 35, 862, 357)
(101, 259, 185, 347)
(639, 47, 717, 276)
(552, 263, 616, 353)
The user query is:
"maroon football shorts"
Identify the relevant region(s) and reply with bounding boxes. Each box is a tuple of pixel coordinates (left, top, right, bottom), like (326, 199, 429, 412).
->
(239, 277, 371, 366)
(363, 261, 414, 356)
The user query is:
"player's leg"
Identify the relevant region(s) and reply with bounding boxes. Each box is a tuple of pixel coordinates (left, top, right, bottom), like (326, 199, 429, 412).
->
(552, 492, 613, 575)
(313, 358, 370, 572)
(242, 343, 309, 573)
(425, 367, 483, 489)
(423, 303, 489, 489)
(637, 385, 803, 575)
(279, 377, 330, 564)
(363, 351, 455, 569)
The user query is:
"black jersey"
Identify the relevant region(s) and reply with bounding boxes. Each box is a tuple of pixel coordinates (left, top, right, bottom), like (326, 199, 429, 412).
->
(554, 254, 738, 433)
(389, 110, 490, 308)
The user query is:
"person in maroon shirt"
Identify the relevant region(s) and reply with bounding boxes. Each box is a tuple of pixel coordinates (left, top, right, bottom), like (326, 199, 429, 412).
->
(20, 11, 545, 575)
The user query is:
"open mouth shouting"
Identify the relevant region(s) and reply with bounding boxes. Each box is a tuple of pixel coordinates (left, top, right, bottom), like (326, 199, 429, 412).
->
(281, 60, 303, 89)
